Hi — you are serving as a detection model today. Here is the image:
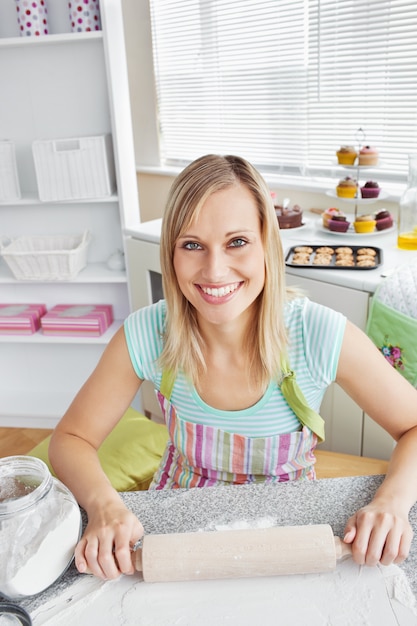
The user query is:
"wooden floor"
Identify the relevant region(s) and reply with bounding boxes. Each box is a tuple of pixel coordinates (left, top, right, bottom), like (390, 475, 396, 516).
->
(0, 427, 389, 478)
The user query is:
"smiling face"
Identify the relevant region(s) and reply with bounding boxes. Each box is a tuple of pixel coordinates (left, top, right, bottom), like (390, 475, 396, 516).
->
(173, 182, 265, 329)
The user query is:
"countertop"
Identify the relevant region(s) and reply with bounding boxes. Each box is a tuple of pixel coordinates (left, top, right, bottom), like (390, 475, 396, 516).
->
(14, 475, 417, 618)
(125, 215, 417, 294)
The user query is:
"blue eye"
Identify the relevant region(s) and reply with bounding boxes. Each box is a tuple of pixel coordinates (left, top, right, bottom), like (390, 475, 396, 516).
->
(183, 241, 202, 250)
(229, 238, 247, 247)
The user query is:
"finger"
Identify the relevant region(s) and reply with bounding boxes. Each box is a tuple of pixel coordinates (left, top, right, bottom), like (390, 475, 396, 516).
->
(96, 535, 123, 580)
(393, 528, 413, 565)
(343, 515, 358, 544)
(113, 535, 139, 575)
(83, 537, 108, 579)
(74, 537, 89, 574)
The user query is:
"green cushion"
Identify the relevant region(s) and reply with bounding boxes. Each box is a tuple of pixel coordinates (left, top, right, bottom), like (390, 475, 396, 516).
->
(28, 407, 169, 491)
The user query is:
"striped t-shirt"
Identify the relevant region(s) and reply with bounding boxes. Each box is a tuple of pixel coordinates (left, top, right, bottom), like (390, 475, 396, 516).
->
(124, 297, 346, 438)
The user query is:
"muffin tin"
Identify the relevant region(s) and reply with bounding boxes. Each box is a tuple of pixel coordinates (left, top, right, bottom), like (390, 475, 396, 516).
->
(285, 245, 383, 270)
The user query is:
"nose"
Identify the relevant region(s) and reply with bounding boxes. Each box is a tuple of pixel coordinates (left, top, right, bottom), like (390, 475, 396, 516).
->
(202, 247, 229, 282)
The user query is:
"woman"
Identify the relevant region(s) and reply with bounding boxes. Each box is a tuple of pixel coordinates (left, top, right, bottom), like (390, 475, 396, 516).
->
(50, 154, 417, 580)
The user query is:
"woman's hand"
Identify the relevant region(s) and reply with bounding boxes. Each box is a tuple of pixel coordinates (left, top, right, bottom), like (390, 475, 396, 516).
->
(75, 501, 144, 580)
(343, 499, 413, 566)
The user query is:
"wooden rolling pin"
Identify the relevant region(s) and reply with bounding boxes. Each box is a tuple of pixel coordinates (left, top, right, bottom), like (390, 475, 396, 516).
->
(133, 524, 351, 583)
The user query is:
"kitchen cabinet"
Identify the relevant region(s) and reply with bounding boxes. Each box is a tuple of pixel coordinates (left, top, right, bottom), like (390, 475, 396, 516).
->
(0, 0, 139, 428)
(125, 219, 399, 459)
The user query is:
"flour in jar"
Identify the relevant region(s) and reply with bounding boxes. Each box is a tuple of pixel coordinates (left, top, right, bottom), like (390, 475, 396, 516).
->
(0, 493, 81, 598)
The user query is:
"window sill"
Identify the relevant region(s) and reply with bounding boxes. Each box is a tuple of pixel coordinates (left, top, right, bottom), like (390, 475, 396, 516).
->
(136, 164, 403, 203)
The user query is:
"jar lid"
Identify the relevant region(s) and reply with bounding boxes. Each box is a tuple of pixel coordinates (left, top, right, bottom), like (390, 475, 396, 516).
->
(0, 602, 32, 625)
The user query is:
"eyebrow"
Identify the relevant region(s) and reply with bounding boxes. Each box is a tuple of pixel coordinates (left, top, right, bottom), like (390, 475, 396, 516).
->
(177, 229, 257, 241)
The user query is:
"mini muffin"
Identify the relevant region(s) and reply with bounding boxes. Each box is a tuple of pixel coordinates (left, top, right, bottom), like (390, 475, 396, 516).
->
(328, 216, 350, 232)
(322, 207, 344, 228)
(357, 258, 376, 267)
(357, 247, 377, 257)
(336, 247, 353, 255)
(294, 246, 313, 254)
(336, 177, 358, 199)
(315, 247, 334, 255)
(358, 146, 379, 166)
(336, 257, 355, 266)
(374, 209, 393, 231)
(336, 145, 357, 166)
(360, 181, 380, 199)
(313, 255, 332, 265)
(353, 215, 376, 233)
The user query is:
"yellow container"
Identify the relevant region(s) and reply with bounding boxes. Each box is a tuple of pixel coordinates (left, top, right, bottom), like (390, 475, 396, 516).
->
(398, 231, 417, 250)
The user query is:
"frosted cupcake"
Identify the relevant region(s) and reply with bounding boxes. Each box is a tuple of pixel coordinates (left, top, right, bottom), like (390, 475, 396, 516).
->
(374, 209, 393, 231)
(360, 181, 380, 199)
(328, 215, 350, 232)
(358, 146, 379, 166)
(353, 214, 376, 233)
(336, 146, 357, 166)
(322, 207, 344, 228)
(336, 177, 358, 199)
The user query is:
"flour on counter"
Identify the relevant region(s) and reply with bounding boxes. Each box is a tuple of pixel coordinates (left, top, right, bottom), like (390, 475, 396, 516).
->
(204, 516, 277, 532)
(31, 560, 417, 626)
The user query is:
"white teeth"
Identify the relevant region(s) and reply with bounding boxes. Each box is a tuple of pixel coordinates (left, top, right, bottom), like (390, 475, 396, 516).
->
(201, 283, 239, 297)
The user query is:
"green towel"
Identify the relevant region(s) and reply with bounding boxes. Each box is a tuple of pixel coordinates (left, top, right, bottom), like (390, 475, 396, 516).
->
(366, 297, 417, 387)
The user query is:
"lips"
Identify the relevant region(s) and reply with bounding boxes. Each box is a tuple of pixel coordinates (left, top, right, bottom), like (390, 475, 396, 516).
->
(199, 282, 241, 299)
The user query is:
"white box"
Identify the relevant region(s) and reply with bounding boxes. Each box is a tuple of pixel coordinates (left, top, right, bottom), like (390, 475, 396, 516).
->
(0, 141, 21, 202)
(32, 135, 116, 201)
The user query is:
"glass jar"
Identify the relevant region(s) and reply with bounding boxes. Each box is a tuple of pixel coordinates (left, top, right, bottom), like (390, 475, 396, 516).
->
(0, 456, 82, 600)
(398, 154, 417, 250)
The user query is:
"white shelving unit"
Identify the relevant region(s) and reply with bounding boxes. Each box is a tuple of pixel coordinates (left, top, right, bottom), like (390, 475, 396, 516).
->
(0, 0, 140, 427)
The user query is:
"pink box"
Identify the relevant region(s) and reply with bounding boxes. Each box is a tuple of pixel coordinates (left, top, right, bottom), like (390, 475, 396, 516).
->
(0, 303, 47, 335)
(40, 304, 113, 337)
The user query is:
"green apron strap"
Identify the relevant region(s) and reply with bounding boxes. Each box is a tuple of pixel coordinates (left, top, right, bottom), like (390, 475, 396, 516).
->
(280, 369, 325, 443)
(160, 368, 176, 400)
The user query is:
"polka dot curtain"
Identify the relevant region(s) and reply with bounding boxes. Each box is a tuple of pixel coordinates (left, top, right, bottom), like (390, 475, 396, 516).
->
(69, 0, 101, 32)
(15, 0, 49, 37)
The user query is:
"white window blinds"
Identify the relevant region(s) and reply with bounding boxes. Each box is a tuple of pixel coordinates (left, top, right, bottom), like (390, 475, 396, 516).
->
(149, 0, 417, 180)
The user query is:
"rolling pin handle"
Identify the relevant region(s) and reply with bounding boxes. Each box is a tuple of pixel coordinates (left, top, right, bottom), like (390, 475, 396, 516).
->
(334, 536, 352, 562)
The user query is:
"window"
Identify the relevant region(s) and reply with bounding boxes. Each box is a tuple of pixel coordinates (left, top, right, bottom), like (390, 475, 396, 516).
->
(149, 0, 417, 183)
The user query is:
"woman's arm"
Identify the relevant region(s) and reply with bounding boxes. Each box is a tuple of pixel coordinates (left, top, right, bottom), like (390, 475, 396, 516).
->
(49, 326, 144, 579)
(336, 320, 417, 565)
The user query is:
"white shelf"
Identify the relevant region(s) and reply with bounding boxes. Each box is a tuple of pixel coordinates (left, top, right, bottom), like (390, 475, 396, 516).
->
(326, 190, 388, 204)
(0, 31, 103, 49)
(0, 194, 118, 207)
(0, 263, 127, 284)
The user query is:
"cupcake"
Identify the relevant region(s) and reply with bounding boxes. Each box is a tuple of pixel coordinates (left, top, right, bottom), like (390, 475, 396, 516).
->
(274, 203, 303, 229)
(374, 209, 393, 231)
(353, 214, 376, 233)
(322, 207, 344, 228)
(336, 177, 358, 198)
(360, 181, 380, 199)
(358, 146, 379, 166)
(336, 146, 357, 166)
(328, 215, 350, 232)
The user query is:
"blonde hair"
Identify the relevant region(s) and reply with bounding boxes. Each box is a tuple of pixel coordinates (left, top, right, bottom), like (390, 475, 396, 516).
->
(160, 154, 290, 386)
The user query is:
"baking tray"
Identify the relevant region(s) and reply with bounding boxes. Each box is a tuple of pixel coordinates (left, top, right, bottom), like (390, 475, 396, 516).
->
(285, 245, 383, 270)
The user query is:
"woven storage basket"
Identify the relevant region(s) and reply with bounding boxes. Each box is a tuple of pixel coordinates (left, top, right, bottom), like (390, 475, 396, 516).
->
(0, 231, 91, 281)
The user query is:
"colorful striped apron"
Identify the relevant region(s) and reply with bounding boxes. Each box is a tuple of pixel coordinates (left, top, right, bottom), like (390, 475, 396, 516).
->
(150, 367, 325, 490)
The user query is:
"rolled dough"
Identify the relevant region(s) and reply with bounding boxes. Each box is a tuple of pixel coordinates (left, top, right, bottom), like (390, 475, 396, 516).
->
(31, 559, 417, 626)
